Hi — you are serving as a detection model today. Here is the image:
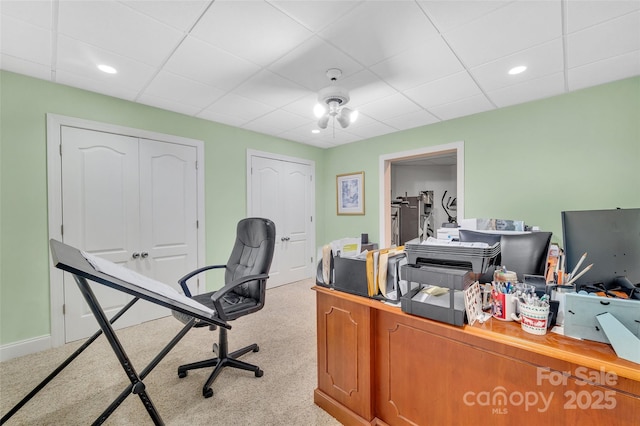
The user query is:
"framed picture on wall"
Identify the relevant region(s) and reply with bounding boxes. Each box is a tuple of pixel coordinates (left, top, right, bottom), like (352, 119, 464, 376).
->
(336, 171, 365, 215)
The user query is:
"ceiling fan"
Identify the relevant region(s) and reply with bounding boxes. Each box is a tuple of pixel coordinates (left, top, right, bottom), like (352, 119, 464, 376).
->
(313, 68, 359, 129)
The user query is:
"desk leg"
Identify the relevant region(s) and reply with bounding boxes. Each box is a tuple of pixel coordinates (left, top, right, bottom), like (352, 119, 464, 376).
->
(0, 297, 139, 425)
(74, 276, 163, 426)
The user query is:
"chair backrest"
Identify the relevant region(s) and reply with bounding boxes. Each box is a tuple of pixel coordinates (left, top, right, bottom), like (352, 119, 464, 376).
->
(458, 230, 552, 282)
(225, 217, 276, 303)
(500, 232, 552, 280)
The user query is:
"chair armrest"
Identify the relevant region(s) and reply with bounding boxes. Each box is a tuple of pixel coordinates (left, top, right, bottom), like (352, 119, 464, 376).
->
(178, 264, 225, 298)
(210, 273, 269, 321)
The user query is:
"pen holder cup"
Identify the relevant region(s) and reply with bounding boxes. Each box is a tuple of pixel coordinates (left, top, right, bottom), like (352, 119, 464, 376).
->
(516, 303, 550, 335)
(492, 292, 516, 321)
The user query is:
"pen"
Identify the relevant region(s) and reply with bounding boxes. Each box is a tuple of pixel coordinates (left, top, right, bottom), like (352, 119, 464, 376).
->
(570, 252, 587, 277)
(567, 263, 593, 285)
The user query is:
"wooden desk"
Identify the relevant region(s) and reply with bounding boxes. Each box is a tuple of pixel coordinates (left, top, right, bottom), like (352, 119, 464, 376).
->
(313, 286, 640, 425)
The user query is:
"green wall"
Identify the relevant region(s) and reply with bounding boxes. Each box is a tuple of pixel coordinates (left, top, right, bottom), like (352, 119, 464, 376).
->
(0, 71, 325, 345)
(1, 70, 639, 348)
(322, 76, 640, 244)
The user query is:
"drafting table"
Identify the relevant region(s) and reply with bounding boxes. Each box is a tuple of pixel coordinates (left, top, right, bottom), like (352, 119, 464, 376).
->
(1, 239, 227, 426)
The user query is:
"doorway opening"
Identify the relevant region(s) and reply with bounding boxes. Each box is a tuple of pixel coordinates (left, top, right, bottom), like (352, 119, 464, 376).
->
(378, 141, 464, 247)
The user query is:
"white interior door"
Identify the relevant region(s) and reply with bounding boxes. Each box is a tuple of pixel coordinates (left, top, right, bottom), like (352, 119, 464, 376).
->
(61, 127, 198, 342)
(61, 127, 141, 341)
(250, 155, 313, 287)
(137, 139, 198, 321)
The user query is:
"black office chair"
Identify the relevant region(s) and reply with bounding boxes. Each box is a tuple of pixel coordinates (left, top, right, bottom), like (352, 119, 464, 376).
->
(458, 230, 552, 283)
(172, 217, 276, 398)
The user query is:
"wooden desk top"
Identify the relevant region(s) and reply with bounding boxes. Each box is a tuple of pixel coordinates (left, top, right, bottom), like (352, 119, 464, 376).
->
(313, 285, 640, 382)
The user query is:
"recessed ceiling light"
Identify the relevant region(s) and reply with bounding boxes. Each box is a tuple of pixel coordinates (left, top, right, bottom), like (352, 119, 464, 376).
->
(508, 65, 527, 75)
(97, 64, 117, 74)
(311, 129, 320, 134)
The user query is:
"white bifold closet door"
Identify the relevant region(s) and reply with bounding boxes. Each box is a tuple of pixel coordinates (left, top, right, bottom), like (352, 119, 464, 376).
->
(61, 126, 198, 342)
(250, 156, 313, 288)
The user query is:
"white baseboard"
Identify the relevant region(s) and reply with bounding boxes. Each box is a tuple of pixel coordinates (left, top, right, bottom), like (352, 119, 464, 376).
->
(0, 335, 52, 362)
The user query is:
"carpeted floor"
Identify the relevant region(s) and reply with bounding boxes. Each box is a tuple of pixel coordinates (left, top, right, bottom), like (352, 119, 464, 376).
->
(0, 279, 341, 425)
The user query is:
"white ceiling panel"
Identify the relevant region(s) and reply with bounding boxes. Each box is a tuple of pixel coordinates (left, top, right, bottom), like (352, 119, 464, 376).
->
(121, 0, 211, 32)
(1, 0, 638, 147)
(319, 1, 439, 67)
(142, 71, 225, 109)
(566, 11, 640, 68)
(429, 94, 496, 121)
(56, 35, 157, 91)
(470, 39, 564, 92)
(57, 1, 184, 67)
(443, 1, 562, 68)
(405, 72, 484, 109)
(566, 0, 640, 33)
(487, 72, 566, 108)
(191, 0, 313, 67)
(370, 36, 464, 92)
(269, 0, 361, 32)
(268, 36, 364, 91)
(1, 15, 51, 66)
(568, 50, 640, 91)
(417, 0, 511, 32)
(0, 0, 53, 30)
(163, 36, 261, 91)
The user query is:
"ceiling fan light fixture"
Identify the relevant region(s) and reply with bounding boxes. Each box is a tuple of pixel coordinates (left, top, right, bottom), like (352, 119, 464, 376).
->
(317, 114, 330, 129)
(313, 103, 326, 118)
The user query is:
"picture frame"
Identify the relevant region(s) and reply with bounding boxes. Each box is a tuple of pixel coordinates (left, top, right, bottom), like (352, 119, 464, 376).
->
(336, 171, 365, 215)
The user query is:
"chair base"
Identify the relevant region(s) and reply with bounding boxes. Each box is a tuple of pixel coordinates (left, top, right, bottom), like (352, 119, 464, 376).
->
(177, 327, 263, 398)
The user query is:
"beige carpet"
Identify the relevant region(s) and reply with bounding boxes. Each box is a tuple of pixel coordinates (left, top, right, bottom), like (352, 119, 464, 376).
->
(0, 279, 341, 425)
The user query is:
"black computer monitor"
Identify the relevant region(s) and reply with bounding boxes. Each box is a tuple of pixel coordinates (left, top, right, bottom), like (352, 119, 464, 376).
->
(561, 208, 640, 289)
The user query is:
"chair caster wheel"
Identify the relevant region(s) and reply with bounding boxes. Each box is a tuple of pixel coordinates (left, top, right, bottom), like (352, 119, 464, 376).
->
(253, 345, 259, 353)
(255, 369, 263, 377)
(178, 370, 187, 378)
(203, 388, 214, 398)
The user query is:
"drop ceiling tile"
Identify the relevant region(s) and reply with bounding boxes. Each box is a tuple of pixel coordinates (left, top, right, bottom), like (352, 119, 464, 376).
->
(384, 110, 440, 131)
(568, 50, 640, 91)
(245, 109, 313, 134)
(137, 93, 202, 116)
(0, 54, 51, 81)
(404, 72, 483, 109)
(57, 1, 183, 66)
(357, 93, 422, 121)
(340, 69, 397, 107)
(0, 0, 53, 30)
(196, 109, 247, 128)
(281, 92, 318, 119)
(417, 0, 511, 32)
(141, 71, 225, 109)
(164, 36, 261, 91)
(191, 0, 312, 67)
(567, 11, 640, 68)
(55, 69, 139, 101)
(566, 0, 640, 33)
(347, 120, 398, 139)
(487, 72, 565, 108)
(370, 36, 464, 91)
(268, 0, 361, 32)
(268, 36, 364, 91)
(233, 69, 309, 108)
(319, 1, 439, 67)
(470, 39, 564, 92)
(428, 94, 495, 121)
(443, 0, 562, 67)
(121, 0, 210, 32)
(0, 15, 51, 66)
(56, 35, 157, 91)
(202, 93, 274, 123)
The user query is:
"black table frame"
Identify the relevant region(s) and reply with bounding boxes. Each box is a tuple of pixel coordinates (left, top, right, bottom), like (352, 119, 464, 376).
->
(1, 239, 228, 425)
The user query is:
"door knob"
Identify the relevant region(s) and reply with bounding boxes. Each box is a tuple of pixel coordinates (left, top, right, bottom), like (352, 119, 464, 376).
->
(141, 252, 149, 258)
(132, 252, 140, 259)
